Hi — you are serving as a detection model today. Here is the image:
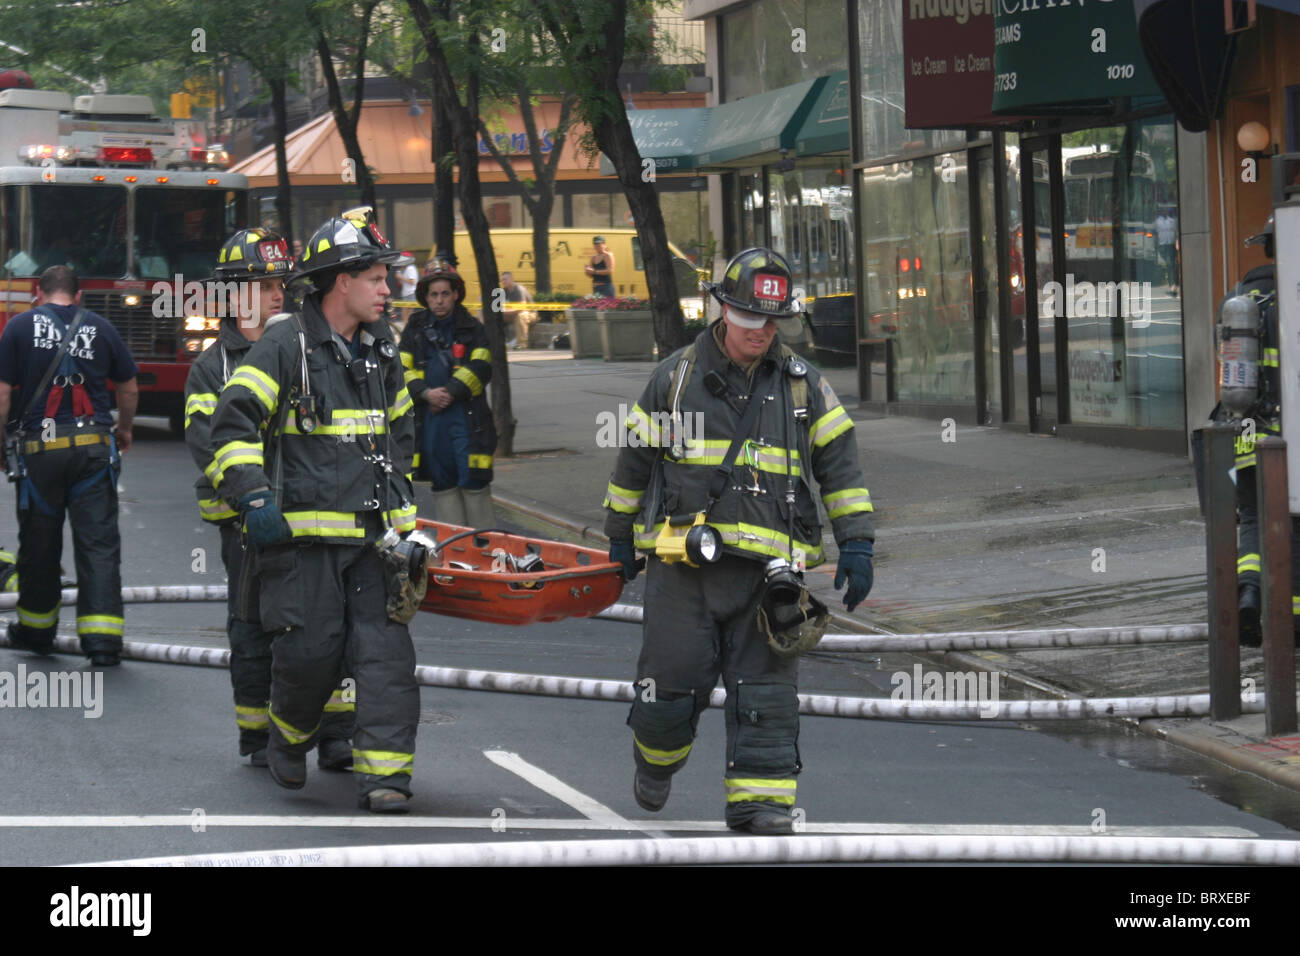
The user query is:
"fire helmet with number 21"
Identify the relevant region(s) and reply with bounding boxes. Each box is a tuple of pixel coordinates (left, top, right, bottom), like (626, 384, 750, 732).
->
(707, 247, 799, 318)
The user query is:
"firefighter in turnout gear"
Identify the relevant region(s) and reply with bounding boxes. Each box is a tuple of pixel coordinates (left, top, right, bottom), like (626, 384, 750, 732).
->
(602, 248, 875, 834)
(399, 267, 497, 528)
(208, 208, 422, 813)
(1216, 215, 1300, 645)
(0, 265, 138, 666)
(184, 228, 355, 768)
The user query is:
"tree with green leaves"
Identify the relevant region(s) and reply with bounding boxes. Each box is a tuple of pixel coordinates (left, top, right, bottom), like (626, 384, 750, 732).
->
(405, 0, 516, 454)
(531, 0, 689, 354)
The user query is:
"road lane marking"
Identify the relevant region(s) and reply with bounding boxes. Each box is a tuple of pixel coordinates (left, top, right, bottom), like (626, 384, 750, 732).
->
(482, 749, 673, 836)
(0, 816, 1261, 837)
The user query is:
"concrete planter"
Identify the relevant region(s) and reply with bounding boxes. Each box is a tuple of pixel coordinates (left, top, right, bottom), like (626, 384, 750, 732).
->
(597, 309, 656, 362)
(565, 308, 603, 359)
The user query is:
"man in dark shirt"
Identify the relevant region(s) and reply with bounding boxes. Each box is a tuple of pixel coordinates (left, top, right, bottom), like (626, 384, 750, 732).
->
(0, 265, 138, 666)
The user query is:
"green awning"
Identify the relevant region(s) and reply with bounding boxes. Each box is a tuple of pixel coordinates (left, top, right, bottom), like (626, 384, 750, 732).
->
(598, 108, 711, 176)
(794, 71, 850, 157)
(694, 77, 825, 167)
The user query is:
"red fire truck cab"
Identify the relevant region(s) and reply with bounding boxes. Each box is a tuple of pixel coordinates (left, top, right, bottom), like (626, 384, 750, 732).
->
(0, 85, 248, 434)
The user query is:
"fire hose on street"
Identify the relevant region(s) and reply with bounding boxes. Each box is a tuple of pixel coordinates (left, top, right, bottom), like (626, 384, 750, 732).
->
(82, 832, 1300, 867)
(0, 626, 1274, 722)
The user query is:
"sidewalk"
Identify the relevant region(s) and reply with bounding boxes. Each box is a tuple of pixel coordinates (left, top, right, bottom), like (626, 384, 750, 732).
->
(488, 351, 1300, 794)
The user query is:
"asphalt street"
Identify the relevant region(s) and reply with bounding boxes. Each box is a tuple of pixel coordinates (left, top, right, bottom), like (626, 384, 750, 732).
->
(0, 424, 1297, 866)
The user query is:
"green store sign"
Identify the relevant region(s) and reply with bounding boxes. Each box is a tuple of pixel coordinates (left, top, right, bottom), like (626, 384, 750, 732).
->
(991, 0, 1162, 114)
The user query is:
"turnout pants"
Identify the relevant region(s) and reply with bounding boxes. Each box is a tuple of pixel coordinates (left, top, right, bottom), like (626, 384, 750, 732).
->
(13, 432, 123, 655)
(220, 525, 354, 756)
(258, 540, 419, 798)
(1235, 465, 1300, 628)
(629, 555, 800, 828)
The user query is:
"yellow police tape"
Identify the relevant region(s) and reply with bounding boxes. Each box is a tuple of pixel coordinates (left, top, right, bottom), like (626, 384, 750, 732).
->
(390, 300, 572, 312)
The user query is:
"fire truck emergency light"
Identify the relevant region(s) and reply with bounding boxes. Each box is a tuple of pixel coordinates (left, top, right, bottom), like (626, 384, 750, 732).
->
(98, 146, 152, 165)
(19, 144, 74, 164)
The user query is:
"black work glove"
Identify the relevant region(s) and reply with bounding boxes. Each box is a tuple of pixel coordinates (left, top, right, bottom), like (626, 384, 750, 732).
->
(609, 538, 639, 582)
(834, 539, 874, 612)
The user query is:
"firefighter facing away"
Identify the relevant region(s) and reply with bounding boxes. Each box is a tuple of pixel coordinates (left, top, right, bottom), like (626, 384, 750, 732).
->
(0, 265, 138, 666)
(602, 247, 875, 834)
(208, 208, 424, 812)
(184, 228, 355, 768)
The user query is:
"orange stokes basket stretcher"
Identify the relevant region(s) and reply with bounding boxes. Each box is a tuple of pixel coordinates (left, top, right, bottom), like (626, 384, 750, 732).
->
(415, 518, 629, 626)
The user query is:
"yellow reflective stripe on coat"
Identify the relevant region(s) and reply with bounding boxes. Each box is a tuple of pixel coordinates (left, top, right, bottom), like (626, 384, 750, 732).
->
(354, 749, 414, 777)
(634, 734, 692, 767)
(603, 481, 645, 514)
(224, 365, 280, 414)
(724, 777, 797, 805)
(809, 405, 853, 448)
(324, 687, 356, 713)
(235, 704, 269, 730)
(282, 510, 365, 539)
(1238, 553, 1261, 575)
(400, 350, 415, 370)
(453, 365, 484, 397)
(284, 408, 387, 437)
(389, 386, 414, 421)
(673, 440, 802, 476)
(270, 709, 318, 746)
(625, 403, 663, 447)
(468, 453, 493, 471)
(77, 614, 124, 636)
(199, 497, 238, 522)
(385, 504, 418, 532)
(1294, 595, 1300, 616)
(469, 347, 491, 363)
(1261, 348, 1280, 368)
(185, 391, 218, 428)
(211, 440, 264, 487)
(823, 486, 874, 519)
(17, 605, 58, 629)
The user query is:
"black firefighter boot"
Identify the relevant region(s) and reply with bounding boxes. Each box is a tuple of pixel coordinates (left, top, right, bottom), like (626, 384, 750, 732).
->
(1239, 582, 1262, 648)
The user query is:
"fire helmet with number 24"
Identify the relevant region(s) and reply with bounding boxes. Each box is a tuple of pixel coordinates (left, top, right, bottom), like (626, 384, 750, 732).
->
(213, 227, 294, 282)
(707, 247, 798, 319)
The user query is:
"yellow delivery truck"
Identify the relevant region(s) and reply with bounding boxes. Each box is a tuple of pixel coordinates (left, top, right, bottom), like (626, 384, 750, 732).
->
(423, 228, 704, 316)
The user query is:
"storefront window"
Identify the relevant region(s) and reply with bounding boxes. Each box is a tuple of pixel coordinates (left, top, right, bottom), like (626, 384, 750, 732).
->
(722, 0, 848, 103)
(1053, 117, 1182, 429)
(859, 152, 974, 404)
(738, 169, 764, 249)
(855, 0, 964, 163)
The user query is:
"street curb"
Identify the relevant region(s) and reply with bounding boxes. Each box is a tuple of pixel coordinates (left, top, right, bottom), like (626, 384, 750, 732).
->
(1137, 719, 1300, 793)
(488, 489, 1300, 797)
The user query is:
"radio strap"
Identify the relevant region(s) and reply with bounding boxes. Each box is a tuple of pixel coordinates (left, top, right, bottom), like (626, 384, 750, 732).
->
(705, 362, 777, 506)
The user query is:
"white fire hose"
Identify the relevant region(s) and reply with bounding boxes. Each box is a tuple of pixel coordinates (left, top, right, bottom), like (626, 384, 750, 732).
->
(81, 833, 1300, 867)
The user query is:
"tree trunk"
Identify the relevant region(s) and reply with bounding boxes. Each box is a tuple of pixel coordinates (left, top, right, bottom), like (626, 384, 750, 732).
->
(408, 0, 514, 456)
(315, 33, 377, 212)
(433, 95, 456, 267)
(531, 203, 552, 295)
(593, 112, 687, 354)
(269, 77, 293, 247)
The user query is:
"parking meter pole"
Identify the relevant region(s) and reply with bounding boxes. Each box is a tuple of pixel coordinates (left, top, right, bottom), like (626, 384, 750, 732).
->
(1201, 424, 1242, 720)
(1257, 437, 1298, 735)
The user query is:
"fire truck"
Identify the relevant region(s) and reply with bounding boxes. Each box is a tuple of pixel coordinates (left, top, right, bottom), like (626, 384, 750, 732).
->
(0, 71, 248, 434)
